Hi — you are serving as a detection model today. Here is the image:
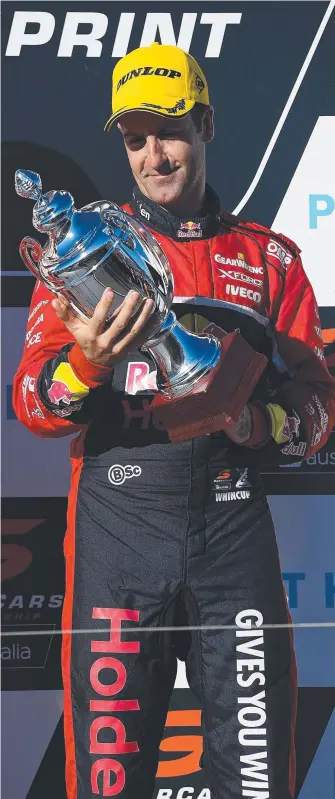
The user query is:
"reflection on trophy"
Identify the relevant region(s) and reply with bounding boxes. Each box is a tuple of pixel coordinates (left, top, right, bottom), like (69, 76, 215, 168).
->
(15, 169, 267, 441)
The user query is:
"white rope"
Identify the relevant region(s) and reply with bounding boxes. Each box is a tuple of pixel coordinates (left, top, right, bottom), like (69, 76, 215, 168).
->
(1, 621, 334, 637)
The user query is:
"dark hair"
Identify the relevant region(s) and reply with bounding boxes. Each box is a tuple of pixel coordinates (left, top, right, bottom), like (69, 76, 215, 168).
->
(190, 102, 210, 132)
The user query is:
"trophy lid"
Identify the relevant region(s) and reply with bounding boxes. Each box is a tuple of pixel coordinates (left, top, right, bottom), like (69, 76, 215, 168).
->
(15, 170, 117, 280)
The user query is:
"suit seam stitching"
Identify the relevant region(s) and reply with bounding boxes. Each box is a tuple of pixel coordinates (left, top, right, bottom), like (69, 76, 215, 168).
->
(183, 585, 220, 799)
(182, 441, 194, 583)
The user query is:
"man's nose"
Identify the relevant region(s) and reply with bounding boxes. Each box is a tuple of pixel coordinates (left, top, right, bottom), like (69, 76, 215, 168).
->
(145, 136, 167, 170)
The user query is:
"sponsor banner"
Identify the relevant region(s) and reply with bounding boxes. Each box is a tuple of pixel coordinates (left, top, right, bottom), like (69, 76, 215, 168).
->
(2, 1, 335, 282)
(272, 116, 335, 308)
(1, 503, 66, 690)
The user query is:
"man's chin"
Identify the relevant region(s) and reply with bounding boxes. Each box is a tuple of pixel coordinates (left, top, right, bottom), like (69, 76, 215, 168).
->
(143, 175, 184, 207)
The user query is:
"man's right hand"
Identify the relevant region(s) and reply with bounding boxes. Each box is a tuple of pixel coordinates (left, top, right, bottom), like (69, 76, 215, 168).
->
(52, 288, 154, 368)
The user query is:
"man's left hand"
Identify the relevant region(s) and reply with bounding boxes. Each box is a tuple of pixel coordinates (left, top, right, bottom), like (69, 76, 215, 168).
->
(220, 406, 253, 444)
(221, 403, 272, 448)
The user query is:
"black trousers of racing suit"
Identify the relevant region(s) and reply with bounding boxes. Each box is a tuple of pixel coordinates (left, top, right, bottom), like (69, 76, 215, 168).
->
(65, 429, 297, 799)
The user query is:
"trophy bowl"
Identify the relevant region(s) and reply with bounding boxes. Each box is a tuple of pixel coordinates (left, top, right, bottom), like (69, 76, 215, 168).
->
(15, 169, 173, 338)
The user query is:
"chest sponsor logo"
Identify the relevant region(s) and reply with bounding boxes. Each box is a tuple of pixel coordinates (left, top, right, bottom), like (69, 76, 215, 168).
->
(177, 221, 202, 239)
(214, 253, 263, 275)
(217, 268, 263, 288)
(235, 467, 251, 488)
(214, 467, 252, 495)
(108, 464, 142, 486)
(216, 489, 250, 502)
(225, 285, 262, 304)
(266, 239, 293, 268)
(214, 469, 233, 491)
(125, 362, 157, 395)
(139, 203, 150, 221)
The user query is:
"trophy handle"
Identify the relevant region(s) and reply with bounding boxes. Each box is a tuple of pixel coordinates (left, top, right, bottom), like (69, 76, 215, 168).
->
(19, 237, 43, 280)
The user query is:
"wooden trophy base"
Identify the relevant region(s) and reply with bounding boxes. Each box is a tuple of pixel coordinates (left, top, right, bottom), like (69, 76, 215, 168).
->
(151, 329, 267, 442)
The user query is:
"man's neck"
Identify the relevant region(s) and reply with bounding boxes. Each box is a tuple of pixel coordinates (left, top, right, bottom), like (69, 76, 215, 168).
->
(131, 183, 222, 241)
(156, 189, 206, 220)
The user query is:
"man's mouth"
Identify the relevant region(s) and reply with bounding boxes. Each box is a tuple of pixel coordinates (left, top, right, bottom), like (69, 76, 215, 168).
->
(144, 166, 179, 179)
(149, 173, 175, 180)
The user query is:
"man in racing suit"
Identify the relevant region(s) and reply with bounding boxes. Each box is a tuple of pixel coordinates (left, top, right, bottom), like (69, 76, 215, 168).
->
(13, 43, 335, 799)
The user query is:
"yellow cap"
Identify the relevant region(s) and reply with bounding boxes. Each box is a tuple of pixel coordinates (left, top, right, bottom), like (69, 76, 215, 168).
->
(104, 43, 210, 131)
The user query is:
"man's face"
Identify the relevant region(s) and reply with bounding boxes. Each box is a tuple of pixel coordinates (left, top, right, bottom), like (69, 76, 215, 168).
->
(117, 109, 213, 210)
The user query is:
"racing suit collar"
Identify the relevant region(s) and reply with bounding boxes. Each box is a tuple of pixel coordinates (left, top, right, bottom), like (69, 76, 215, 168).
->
(131, 183, 222, 240)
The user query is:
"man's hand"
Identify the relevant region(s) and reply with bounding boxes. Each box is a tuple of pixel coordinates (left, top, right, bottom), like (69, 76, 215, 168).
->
(220, 406, 253, 444)
(52, 288, 154, 368)
(221, 403, 272, 448)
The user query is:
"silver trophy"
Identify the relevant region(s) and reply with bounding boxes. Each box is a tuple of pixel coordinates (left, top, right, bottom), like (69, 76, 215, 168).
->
(15, 169, 221, 399)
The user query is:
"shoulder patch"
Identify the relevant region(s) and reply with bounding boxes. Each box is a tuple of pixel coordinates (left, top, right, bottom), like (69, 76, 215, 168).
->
(234, 221, 300, 275)
(237, 220, 300, 258)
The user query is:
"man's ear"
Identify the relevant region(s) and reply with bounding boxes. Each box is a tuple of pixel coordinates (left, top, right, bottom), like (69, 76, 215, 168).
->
(202, 107, 214, 143)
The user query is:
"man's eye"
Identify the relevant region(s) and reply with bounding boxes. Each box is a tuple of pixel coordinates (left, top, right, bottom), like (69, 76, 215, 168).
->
(161, 130, 179, 139)
(127, 136, 144, 146)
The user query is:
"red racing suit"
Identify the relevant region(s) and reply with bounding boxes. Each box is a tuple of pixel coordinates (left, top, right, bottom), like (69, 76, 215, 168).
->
(14, 189, 335, 459)
(12, 186, 335, 799)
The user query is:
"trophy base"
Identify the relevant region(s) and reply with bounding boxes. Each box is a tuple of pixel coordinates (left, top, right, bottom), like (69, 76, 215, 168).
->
(151, 329, 267, 442)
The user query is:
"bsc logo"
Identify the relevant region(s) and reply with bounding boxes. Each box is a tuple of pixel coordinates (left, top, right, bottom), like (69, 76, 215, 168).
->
(108, 464, 142, 485)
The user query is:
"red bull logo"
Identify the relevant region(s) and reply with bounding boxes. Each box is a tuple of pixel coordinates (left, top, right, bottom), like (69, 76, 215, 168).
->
(177, 221, 202, 238)
(281, 414, 300, 441)
(180, 221, 201, 230)
(47, 380, 73, 405)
